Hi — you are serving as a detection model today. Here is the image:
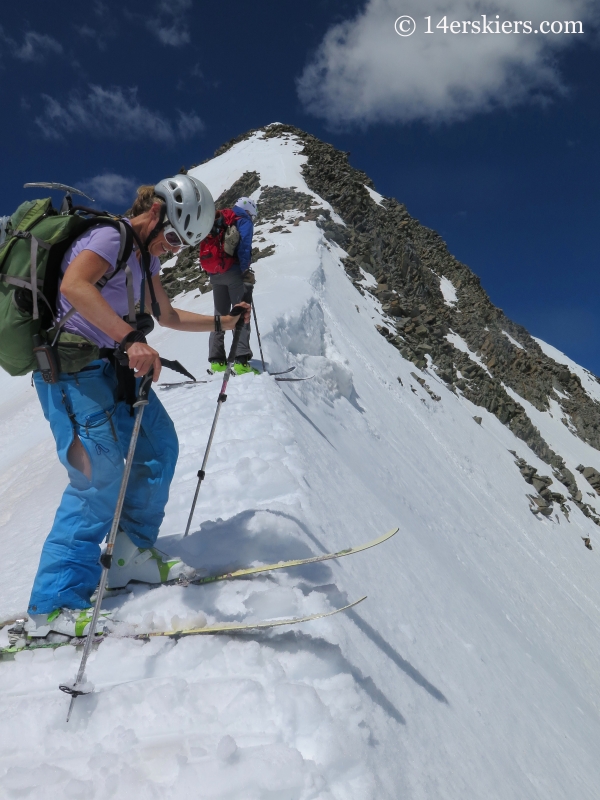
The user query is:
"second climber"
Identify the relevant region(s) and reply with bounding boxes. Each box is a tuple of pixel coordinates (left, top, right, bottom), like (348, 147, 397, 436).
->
(199, 196, 257, 374)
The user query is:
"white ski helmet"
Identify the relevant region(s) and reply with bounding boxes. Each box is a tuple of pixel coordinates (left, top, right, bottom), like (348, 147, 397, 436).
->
(235, 196, 258, 219)
(154, 174, 215, 246)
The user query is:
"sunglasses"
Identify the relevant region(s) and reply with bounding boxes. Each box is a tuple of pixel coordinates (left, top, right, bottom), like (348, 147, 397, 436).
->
(162, 222, 184, 249)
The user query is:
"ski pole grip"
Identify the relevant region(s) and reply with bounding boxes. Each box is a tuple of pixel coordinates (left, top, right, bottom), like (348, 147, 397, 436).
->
(135, 369, 154, 405)
(230, 286, 253, 331)
(230, 305, 247, 330)
(242, 284, 253, 305)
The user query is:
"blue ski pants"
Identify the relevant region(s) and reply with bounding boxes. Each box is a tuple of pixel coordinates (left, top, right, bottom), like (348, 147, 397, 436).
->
(29, 360, 179, 614)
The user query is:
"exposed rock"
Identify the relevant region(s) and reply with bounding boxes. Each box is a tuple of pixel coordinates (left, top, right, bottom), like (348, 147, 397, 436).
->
(160, 248, 210, 300)
(251, 244, 276, 264)
(512, 452, 600, 531)
(576, 464, 600, 493)
(256, 186, 319, 223)
(473, 416, 482, 425)
(215, 171, 260, 211)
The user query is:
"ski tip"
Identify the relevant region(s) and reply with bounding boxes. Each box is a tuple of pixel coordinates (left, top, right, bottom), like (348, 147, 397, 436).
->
(274, 375, 315, 382)
(346, 595, 367, 609)
(366, 527, 399, 544)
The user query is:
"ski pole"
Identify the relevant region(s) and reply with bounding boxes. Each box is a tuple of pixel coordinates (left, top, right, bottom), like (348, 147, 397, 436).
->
(251, 300, 266, 373)
(60, 370, 153, 721)
(184, 289, 253, 537)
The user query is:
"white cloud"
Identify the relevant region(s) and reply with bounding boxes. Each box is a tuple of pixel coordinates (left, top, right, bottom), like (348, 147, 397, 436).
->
(176, 110, 204, 138)
(80, 173, 139, 206)
(298, 0, 597, 126)
(94, 1, 110, 16)
(0, 28, 62, 63)
(147, 0, 192, 47)
(35, 85, 204, 143)
(75, 24, 110, 50)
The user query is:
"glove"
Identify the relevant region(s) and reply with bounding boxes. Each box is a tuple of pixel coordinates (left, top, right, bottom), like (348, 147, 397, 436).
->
(241, 268, 256, 286)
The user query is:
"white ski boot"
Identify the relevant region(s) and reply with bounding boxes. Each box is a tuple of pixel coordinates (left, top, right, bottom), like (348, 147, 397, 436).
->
(106, 529, 196, 589)
(25, 607, 114, 638)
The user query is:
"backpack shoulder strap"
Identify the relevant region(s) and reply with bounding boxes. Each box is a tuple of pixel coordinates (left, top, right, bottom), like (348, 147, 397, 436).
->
(51, 218, 136, 342)
(128, 224, 161, 320)
(95, 219, 134, 287)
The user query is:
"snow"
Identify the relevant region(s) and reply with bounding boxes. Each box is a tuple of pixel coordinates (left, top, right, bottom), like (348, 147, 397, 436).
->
(503, 330, 525, 350)
(534, 336, 600, 406)
(364, 185, 385, 207)
(187, 128, 344, 225)
(439, 275, 458, 306)
(446, 329, 492, 376)
(3, 132, 600, 798)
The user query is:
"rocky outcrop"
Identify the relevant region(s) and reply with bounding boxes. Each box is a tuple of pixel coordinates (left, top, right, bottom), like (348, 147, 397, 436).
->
(576, 465, 600, 495)
(508, 451, 600, 529)
(509, 452, 569, 520)
(215, 171, 260, 211)
(160, 246, 211, 299)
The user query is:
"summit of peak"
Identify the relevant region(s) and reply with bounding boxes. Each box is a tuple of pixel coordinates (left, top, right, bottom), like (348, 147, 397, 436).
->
(183, 123, 600, 476)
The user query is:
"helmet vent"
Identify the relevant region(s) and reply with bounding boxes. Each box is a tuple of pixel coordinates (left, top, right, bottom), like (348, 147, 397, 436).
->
(174, 190, 183, 203)
(184, 214, 190, 230)
(168, 181, 177, 190)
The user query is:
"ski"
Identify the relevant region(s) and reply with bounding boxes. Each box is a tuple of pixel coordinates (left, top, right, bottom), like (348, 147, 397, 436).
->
(102, 526, 398, 598)
(268, 367, 296, 376)
(275, 375, 314, 382)
(159, 380, 209, 390)
(144, 595, 366, 639)
(190, 526, 399, 585)
(1, 597, 366, 659)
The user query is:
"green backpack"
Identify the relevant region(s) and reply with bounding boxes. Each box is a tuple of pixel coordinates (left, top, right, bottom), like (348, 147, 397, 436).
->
(0, 198, 131, 376)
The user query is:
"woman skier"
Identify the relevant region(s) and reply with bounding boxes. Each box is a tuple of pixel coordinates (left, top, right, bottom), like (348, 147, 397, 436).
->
(25, 175, 250, 639)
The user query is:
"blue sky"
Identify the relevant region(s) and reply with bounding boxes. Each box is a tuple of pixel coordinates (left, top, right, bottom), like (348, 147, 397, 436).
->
(1, 1, 599, 371)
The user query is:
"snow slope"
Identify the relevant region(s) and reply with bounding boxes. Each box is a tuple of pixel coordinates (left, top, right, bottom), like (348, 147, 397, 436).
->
(2, 129, 600, 799)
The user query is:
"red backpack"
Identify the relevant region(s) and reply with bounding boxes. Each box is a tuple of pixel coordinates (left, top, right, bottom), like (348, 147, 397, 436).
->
(199, 208, 241, 274)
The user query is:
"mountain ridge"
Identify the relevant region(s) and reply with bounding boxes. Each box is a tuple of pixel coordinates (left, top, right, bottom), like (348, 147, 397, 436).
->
(168, 122, 600, 528)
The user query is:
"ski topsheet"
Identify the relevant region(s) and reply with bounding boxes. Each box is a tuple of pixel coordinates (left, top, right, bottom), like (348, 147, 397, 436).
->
(268, 367, 296, 376)
(159, 380, 209, 390)
(1, 597, 366, 658)
(160, 367, 298, 389)
(99, 526, 398, 600)
(144, 595, 366, 639)
(191, 527, 399, 585)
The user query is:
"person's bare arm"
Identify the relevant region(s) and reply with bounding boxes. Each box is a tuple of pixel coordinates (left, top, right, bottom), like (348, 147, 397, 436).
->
(60, 250, 162, 379)
(148, 274, 251, 330)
